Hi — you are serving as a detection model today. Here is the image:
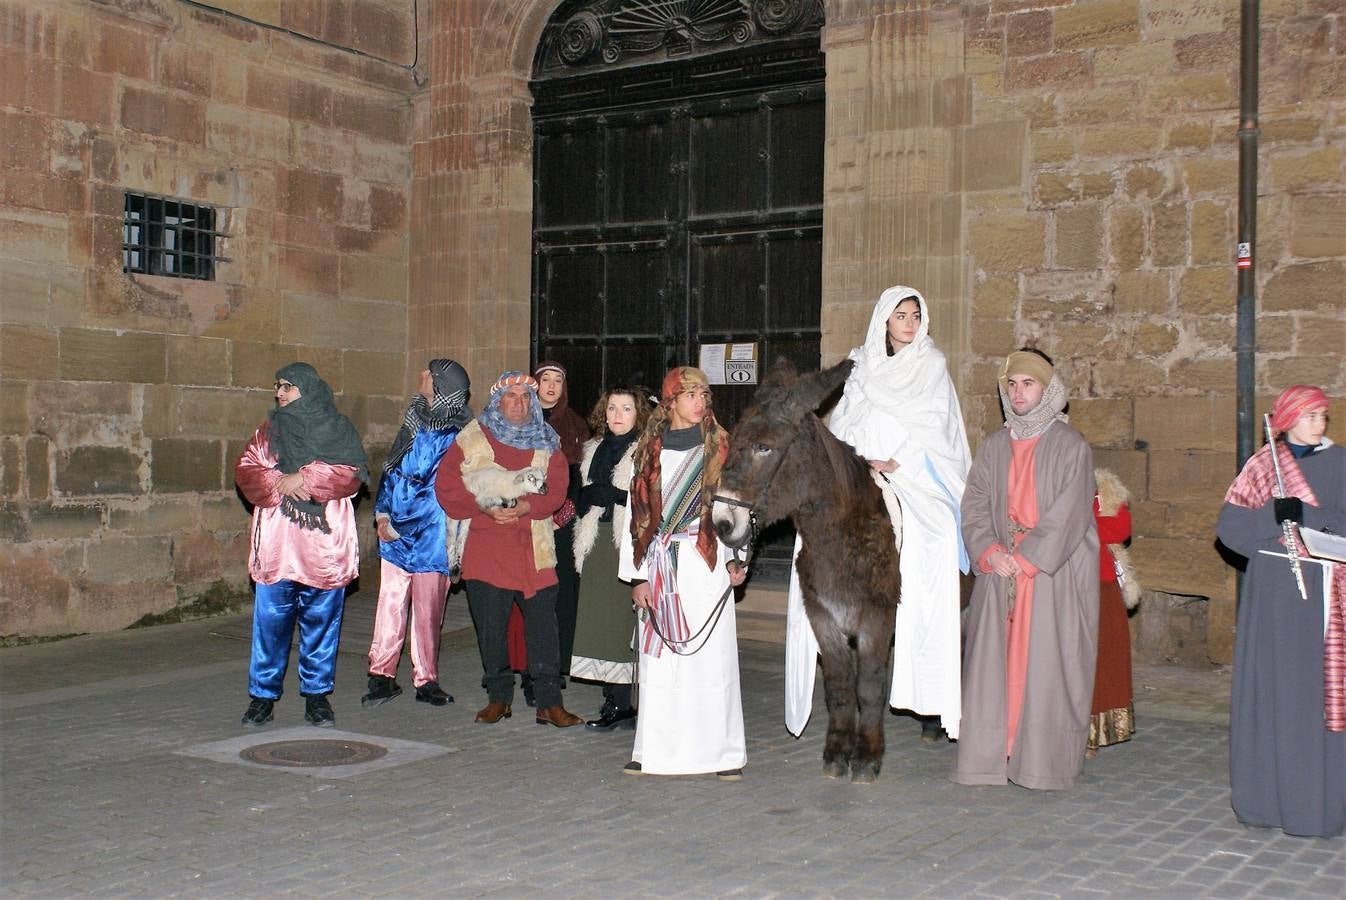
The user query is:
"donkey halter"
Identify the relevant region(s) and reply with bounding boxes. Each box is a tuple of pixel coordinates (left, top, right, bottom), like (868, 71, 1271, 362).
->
(710, 429, 796, 560)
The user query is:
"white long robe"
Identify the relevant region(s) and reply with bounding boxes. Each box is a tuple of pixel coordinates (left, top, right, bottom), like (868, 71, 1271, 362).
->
(786, 286, 971, 739)
(620, 445, 746, 775)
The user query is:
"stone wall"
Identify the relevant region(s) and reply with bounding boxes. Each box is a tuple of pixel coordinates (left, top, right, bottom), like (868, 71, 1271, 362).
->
(0, 0, 417, 635)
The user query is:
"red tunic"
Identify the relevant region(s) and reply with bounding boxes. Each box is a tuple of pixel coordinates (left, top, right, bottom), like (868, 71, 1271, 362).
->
(434, 427, 569, 597)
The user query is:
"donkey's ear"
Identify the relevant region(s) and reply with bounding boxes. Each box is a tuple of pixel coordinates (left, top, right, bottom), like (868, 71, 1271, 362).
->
(759, 356, 799, 391)
(789, 359, 853, 414)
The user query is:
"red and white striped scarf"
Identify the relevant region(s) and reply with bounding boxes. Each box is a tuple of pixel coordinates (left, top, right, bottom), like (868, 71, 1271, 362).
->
(1226, 442, 1345, 731)
(641, 448, 706, 659)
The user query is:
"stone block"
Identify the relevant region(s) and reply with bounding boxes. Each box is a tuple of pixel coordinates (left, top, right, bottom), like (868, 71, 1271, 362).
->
(1183, 157, 1237, 196)
(151, 439, 223, 492)
(1166, 121, 1212, 150)
(67, 578, 177, 632)
(973, 276, 1018, 320)
(1134, 322, 1179, 356)
(1, 325, 58, 380)
(1112, 271, 1171, 316)
(1092, 448, 1148, 501)
(1260, 116, 1321, 143)
(1148, 449, 1233, 503)
(968, 213, 1046, 272)
(1092, 358, 1167, 396)
(1174, 28, 1239, 70)
(27, 503, 104, 540)
(83, 535, 172, 584)
(970, 319, 1018, 357)
(1124, 164, 1167, 199)
(1031, 130, 1075, 166)
(56, 445, 143, 496)
(205, 105, 291, 162)
(1179, 266, 1232, 316)
(0, 499, 25, 542)
(1034, 172, 1078, 206)
(158, 45, 212, 97)
(1080, 124, 1162, 158)
(333, 90, 409, 145)
(108, 498, 197, 535)
(172, 530, 226, 584)
(960, 120, 1026, 192)
(281, 168, 344, 221)
(1077, 172, 1116, 200)
(201, 495, 251, 533)
(1260, 355, 1345, 394)
(278, 246, 340, 295)
(229, 342, 344, 393)
(1166, 355, 1236, 392)
(166, 335, 230, 387)
(120, 84, 206, 144)
(1146, 73, 1234, 111)
(1070, 398, 1134, 448)
(1263, 261, 1346, 312)
(369, 184, 407, 232)
(1134, 539, 1231, 608)
(1151, 202, 1189, 267)
(1135, 395, 1235, 451)
(1268, 146, 1342, 192)
(1095, 39, 1176, 78)
(1109, 205, 1144, 269)
(1290, 195, 1346, 258)
(59, 328, 166, 384)
(176, 388, 269, 439)
(0, 548, 72, 635)
(1294, 316, 1346, 357)
(1, 438, 18, 497)
(1053, 0, 1140, 50)
(92, 22, 152, 79)
(339, 255, 407, 303)
(1059, 86, 1140, 126)
(1189, 200, 1231, 265)
(1253, 315, 1293, 354)
(0, 212, 68, 265)
(342, 350, 405, 398)
(1054, 205, 1103, 269)
(1, 381, 27, 435)
(281, 293, 406, 353)
(1007, 53, 1092, 91)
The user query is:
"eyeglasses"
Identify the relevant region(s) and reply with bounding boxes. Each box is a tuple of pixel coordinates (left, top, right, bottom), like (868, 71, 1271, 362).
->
(274, 382, 297, 393)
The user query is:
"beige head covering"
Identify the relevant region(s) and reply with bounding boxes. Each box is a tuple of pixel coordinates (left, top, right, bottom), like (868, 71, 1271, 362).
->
(997, 351, 1068, 438)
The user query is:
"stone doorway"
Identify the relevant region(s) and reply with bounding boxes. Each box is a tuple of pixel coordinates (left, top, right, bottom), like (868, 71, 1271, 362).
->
(528, 0, 826, 431)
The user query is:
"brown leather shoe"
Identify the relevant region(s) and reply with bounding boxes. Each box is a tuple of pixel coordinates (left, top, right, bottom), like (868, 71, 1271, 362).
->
(534, 705, 583, 728)
(474, 701, 512, 724)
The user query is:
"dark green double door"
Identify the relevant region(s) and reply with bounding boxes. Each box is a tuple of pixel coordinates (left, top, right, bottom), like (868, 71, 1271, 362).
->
(531, 81, 824, 430)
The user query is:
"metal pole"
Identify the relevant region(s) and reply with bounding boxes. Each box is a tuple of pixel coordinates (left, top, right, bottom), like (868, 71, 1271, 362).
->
(1235, 0, 1259, 470)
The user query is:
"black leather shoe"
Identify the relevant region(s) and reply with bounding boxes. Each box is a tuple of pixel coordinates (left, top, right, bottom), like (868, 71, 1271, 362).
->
(585, 707, 637, 732)
(241, 698, 274, 727)
(304, 695, 335, 727)
(415, 682, 453, 706)
(361, 675, 402, 708)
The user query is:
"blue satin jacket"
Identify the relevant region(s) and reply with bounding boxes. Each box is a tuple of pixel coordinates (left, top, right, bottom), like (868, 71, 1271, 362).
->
(375, 425, 461, 574)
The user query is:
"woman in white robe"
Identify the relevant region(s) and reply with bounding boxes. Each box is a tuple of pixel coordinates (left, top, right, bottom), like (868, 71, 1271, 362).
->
(786, 285, 971, 740)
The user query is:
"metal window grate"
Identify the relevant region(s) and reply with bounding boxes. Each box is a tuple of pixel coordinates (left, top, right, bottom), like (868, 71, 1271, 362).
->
(122, 192, 229, 280)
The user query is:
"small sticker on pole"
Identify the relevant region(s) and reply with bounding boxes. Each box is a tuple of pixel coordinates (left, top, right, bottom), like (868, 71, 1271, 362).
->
(1237, 242, 1252, 270)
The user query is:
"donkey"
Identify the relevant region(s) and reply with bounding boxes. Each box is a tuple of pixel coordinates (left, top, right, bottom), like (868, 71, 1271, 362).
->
(712, 358, 901, 783)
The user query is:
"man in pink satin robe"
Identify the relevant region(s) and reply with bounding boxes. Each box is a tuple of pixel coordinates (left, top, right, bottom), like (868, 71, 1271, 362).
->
(235, 363, 368, 728)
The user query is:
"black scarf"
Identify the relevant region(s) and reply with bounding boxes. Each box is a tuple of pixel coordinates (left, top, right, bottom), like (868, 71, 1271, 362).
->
(384, 359, 471, 474)
(268, 363, 368, 532)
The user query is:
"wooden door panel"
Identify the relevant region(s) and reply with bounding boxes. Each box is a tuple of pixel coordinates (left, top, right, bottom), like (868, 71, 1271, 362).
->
(536, 128, 604, 228)
(765, 229, 822, 330)
(604, 243, 670, 336)
(688, 108, 767, 218)
(606, 118, 675, 225)
(692, 236, 765, 334)
(541, 250, 603, 335)
(769, 99, 825, 210)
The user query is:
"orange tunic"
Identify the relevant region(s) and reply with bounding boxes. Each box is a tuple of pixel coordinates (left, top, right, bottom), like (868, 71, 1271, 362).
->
(1005, 434, 1042, 756)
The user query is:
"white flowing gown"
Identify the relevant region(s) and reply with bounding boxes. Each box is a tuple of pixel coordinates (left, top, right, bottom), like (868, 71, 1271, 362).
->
(620, 445, 747, 774)
(786, 286, 971, 739)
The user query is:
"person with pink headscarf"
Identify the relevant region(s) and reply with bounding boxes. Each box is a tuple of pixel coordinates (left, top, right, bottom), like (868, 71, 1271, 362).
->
(1218, 385, 1345, 837)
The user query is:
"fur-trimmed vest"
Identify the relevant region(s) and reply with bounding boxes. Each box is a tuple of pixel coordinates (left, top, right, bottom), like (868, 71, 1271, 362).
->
(1095, 467, 1141, 609)
(573, 436, 637, 574)
(452, 419, 556, 572)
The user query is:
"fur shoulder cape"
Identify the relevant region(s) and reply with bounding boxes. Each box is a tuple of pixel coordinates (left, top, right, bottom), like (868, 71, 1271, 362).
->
(1095, 467, 1141, 609)
(454, 419, 556, 572)
(572, 436, 637, 574)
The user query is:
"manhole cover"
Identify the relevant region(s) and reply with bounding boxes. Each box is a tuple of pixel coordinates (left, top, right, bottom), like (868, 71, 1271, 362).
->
(240, 740, 388, 768)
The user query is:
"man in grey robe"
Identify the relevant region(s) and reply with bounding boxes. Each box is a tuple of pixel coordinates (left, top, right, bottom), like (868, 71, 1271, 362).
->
(953, 349, 1099, 790)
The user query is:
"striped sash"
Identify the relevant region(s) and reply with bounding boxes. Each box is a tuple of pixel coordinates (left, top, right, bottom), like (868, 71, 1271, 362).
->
(642, 447, 707, 658)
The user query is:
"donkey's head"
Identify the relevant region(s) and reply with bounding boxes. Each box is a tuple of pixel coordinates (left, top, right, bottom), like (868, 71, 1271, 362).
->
(712, 358, 854, 549)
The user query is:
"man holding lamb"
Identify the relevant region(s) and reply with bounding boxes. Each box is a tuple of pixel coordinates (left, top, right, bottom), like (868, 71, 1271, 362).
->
(435, 372, 584, 727)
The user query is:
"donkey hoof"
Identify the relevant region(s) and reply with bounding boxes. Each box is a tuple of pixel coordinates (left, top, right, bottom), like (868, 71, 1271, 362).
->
(822, 758, 849, 779)
(850, 760, 881, 784)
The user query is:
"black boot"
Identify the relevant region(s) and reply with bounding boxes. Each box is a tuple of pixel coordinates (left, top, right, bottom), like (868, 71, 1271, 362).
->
(361, 675, 402, 708)
(585, 705, 637, 732)
(415, 681, 453, 706)
(241, 698, 274, 727)
(920, 716, 945, 743)
(304, 694, 335, 727)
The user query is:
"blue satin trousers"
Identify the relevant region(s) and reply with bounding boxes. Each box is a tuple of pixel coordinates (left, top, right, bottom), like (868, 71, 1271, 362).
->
(248, 580, 346, 700)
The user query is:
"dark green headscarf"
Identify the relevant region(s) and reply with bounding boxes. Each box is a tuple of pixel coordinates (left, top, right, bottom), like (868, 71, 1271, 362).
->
(268, 363, 368, 531)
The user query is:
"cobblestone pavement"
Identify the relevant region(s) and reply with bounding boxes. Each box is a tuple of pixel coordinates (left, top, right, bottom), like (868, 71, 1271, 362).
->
(2, 594, 1342, 899)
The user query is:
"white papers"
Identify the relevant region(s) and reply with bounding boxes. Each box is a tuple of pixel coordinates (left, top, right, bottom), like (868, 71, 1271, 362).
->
(1300, 527, 1346, 563)
(697, 342, 758, 385)
(698, 344, 727, 384)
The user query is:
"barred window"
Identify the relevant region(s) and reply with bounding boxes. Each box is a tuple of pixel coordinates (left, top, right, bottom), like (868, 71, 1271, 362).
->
(122, 192, 227, 281)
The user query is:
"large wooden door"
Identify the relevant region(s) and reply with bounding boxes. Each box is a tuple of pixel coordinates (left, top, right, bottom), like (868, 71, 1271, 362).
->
(531, 2, 825, 428)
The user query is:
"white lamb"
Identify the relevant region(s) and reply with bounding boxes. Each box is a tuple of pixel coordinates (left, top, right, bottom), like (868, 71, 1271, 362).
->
(463, 463, 548, 510)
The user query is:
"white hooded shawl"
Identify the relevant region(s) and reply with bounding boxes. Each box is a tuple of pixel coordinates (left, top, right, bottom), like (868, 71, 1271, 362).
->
(786, 286, 972, 738)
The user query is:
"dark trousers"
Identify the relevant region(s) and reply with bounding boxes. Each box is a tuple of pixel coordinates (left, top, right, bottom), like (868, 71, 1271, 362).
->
(554, 522, 578, 675)
(466, 580, 562, 708)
